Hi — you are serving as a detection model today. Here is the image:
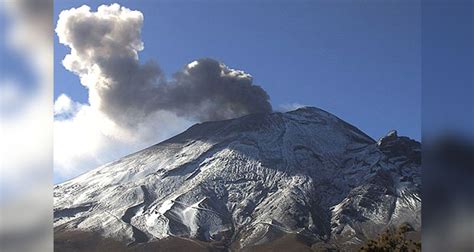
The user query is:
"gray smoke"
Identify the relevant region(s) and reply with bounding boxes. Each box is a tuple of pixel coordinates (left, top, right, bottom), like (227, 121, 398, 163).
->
(56, 4, 272, 128)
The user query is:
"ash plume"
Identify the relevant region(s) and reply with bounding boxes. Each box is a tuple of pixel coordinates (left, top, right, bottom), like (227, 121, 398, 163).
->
(56, 4, 272, 129)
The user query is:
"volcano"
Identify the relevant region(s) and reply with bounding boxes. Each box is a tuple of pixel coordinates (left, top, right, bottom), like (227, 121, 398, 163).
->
(54, 107, 421, 251)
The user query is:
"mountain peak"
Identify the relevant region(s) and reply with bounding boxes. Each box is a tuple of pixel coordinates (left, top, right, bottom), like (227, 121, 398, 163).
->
(166, 106, 375, 147)
(377, 130, 398, 145)
(54, 107, 420, 250)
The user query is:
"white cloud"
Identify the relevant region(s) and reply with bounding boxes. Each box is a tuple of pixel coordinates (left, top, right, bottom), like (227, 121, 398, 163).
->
(54, 93, 78, 116)
(53, 96, 193, 180)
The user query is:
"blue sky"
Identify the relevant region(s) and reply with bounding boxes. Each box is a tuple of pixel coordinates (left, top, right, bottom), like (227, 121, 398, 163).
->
(54, 0, 421, 140)
(422, 0, 473, 140)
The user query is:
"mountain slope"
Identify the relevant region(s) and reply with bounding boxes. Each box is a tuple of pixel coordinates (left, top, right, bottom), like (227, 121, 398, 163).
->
(54, 107, 421, 250)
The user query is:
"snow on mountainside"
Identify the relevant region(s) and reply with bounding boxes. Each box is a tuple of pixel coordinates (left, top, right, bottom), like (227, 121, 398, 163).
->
(53, 107, 421, 250)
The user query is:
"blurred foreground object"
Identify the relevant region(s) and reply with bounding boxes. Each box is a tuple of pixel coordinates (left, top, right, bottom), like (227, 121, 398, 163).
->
(423, 136, 473, 252)
(422, 0, 473, 251)
(0, 0, 53, 251)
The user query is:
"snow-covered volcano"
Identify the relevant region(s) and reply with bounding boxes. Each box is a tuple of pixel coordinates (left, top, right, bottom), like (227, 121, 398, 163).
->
(54, 107, 421, 250)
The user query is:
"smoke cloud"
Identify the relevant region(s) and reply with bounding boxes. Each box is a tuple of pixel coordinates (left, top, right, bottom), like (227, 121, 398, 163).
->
(54, 4, 272, 179)
(55, 4, 271, 129)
